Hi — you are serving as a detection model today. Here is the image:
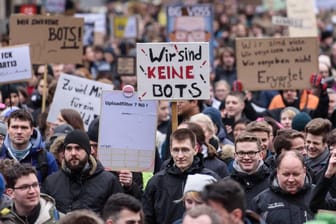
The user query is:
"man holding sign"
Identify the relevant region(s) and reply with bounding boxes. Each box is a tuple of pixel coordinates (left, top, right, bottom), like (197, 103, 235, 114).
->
(143, 128, 218, 224)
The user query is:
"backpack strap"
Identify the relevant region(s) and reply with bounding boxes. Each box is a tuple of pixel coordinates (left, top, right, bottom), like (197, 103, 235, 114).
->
(36, 149, 49, 182)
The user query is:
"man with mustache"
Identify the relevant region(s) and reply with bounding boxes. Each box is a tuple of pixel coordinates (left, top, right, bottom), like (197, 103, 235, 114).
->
(42, 130, 122, 214)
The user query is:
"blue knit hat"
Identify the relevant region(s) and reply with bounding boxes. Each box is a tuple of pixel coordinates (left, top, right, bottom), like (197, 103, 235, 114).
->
(292, 112, 312, 132)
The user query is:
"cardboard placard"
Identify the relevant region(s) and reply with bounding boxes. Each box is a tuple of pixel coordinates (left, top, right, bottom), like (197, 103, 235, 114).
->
(117, 56, 136, 76)
(236, 37, 318, 90)
(287, 0, 318, 37)
(137, 42, 210, 100)
(47, 74, 113, 130)
(0, 44, 32, 84)
(113, 16, 138, 39)
(98, 90, 157, 172)
(10, 15, 83, 64)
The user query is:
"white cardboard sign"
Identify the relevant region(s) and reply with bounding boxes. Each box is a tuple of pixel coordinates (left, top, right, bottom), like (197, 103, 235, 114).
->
(137, 42, 210, 100)
(0, 44, 32, 84)
(47, 74, 113, 130)
(98, 90, 157, 172)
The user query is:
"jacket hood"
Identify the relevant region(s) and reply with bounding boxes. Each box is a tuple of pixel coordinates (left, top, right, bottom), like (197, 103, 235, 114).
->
(62, 155, 102, 178)
(3, 128, 44, 154)
(269, 170, 312, 195)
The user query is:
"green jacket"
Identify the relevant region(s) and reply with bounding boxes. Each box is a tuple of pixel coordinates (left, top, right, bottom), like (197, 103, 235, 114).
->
(0, 193, 61, 224)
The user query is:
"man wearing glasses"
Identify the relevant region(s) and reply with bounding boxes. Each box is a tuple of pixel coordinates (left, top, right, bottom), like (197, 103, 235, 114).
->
(229, 131, 270, 209)
(1, 163, 61, 223)
(143, 128, 219, 224)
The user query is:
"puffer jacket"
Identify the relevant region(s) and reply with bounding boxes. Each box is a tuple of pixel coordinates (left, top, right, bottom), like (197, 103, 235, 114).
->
(230, 162, 270, 209)
(42, 155, 123, 214)
(0, 128, 58, 182)
(0, 193, 61, 224)
(143, 154, 219, 224)
(251, 172, 314, 224)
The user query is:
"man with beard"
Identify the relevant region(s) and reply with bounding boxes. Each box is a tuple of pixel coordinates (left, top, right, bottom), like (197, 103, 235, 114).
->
(42, 130, 122, 214)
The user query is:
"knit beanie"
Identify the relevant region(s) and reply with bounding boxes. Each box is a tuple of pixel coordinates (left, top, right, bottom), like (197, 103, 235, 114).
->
(64, 130, 91, 155)
(292, 112, 312, 132)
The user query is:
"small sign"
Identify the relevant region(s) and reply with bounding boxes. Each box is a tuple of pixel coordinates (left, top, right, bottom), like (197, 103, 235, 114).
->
(117, 56, 136, 76)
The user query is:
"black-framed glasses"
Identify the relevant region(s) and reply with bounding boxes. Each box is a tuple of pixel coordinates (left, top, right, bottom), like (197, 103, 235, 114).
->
(13, 182, 40, 191)
(235, 151, 260, 158)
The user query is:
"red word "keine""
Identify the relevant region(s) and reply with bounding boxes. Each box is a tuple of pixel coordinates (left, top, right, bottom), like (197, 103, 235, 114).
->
(147, 65, 194, 79)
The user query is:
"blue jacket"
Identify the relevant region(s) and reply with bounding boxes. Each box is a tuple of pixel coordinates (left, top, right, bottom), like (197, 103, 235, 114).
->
(0, 128, 58, 182)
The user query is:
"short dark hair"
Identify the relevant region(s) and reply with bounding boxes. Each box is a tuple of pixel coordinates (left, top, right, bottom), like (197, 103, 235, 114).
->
(327, 129, 336, 146)
(170, 128, 196, 149)
(305, 118, 332, 142)
(6, 163, 37, 188)
(7, 109, 34, 128)
(234, 131, 262, 152)
(102, 193, 143, 222)
(59, 209, 104, 224)
(273, 134, 292, 156)
(201, 179, 246, 216)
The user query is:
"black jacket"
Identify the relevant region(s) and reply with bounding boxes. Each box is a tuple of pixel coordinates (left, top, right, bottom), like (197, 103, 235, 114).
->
(230, 163, 270, 209)
(42, 156, 123, 214)
(143, 155, 219, 224)
(251, 172, 314, 224)
(310, 176, 335, 213)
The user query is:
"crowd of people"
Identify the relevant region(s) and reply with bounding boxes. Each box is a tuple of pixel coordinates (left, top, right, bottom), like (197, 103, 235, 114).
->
(0, 0, 336, 223)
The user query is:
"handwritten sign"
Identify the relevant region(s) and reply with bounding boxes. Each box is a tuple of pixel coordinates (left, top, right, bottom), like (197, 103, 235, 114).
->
(287, 0, 317, 37)
(272, 16, 304, 28)
(47, 74, 113, 130)
(98, 90, 157, 172)
(236, 37, 318, 90)
(0, 44, 32, 84)
(137, 42, 210, 100)
(10, 15, 83, 64)
(113, 16, 138, 39)
(117, 56, 136, 76)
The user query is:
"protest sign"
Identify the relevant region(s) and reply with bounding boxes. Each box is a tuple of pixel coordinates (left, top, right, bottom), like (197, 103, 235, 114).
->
(272, 16, 304, 28)
(43, 0, 66, 13)
(287, 0, 318, 37)
(236, 37, 318, 90)
(113, 16, 138, 39)
(10, 15, 83, 64)
(0, 44, 32, 84)
(167, 4, 213, 62)
(98, 90, 157, 172)
(137, 42, 210, 100)
(47, 74, 113, 130)
(117, 56, 136, 76)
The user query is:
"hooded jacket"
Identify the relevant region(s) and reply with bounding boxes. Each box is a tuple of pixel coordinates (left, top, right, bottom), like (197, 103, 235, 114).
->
(0, 193, 61, 224)
(42, 155, 123, 214)
(143, 154, 219, 224)
(251, 172, 314, 224)
(230, 162, 270, 209)
(0, 128, 58, 182)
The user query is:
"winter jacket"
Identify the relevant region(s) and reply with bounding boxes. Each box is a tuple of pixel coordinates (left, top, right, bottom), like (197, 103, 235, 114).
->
(143, 155, 219, 224)
(42, 155, 123, 214)
(310, 176, 336, 212)
(305, 148, 329, 183)
(229, 162, 270, 209)
(0, 193, 61, 224)
(251, 172, 314, 224)
(0, 128, 58, 183)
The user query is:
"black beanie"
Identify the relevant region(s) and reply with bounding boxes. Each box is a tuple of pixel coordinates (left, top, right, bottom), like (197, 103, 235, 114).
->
(64, 130, 91, 155)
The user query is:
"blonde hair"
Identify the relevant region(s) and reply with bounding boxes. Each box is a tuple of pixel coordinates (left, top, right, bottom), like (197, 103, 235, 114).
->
(190, 113, 216, 136)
